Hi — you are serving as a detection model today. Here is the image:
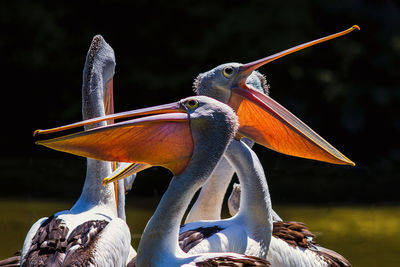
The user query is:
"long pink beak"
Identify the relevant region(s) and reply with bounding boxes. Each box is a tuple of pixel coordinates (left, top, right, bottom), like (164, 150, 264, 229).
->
(226, 26, 359, 166)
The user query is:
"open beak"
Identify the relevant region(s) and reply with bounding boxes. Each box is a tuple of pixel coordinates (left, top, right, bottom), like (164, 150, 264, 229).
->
(35, 102, 194, 175)
(228, 26, 359, 166)
(229, 87, 354, 165)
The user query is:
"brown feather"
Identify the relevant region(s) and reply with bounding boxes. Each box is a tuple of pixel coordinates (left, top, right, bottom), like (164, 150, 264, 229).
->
(0, 251, 21, 267)
(62, 220, 109, 266)
(22, 215, 69, 267)
(126, 254, 270, 267)
(179, 226, 224, 253)
(195, 255, 270, 266)
(272, 221, 315, 249)
(21, 215, 109, 267)
(273, 221, 352, 267)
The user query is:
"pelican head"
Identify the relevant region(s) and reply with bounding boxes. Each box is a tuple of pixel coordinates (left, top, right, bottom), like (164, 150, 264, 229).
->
(194, 65, 269, 103)
(193, 26, 360, 166)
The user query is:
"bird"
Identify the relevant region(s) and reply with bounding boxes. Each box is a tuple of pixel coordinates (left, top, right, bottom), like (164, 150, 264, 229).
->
(194, 25, 358, 166)
(183, 26, 359, 220)
(177, 26, 357, 266)
(34, 95, 273, 266)
(34, 26, 358, 266)
(20, 35, 131, 266)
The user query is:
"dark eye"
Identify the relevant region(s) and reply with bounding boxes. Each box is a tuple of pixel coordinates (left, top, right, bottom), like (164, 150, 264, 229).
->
(186, 99, 199, 109)
(223, 67, 234, 78)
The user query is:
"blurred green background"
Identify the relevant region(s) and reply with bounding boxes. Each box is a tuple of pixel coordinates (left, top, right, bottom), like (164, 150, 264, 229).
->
(0, 0, 399, 265)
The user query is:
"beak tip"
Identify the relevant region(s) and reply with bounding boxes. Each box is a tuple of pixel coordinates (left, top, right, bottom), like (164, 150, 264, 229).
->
(102, 178, 109, 186)
(352, 25, 360, 31)
(33, 129, 41, 137)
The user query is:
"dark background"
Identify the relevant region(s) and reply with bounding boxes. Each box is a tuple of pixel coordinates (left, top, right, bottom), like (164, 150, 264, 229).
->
(0, 0, 399, 204)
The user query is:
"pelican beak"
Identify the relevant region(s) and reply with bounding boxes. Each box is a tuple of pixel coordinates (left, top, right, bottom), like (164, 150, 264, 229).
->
(104, 78, 114, 124)
(234, 25, 360, 88)
(229, 26, 359, 166)
(231, 87, 354, 165)
(34, 102, 186, 136)
(103, 162, 151, 186)
(35, 102, 194, 175)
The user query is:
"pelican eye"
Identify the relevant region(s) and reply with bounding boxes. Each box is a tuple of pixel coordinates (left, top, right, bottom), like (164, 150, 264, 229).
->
(186, 99, 199, 109)
(223, 67, 234, 78)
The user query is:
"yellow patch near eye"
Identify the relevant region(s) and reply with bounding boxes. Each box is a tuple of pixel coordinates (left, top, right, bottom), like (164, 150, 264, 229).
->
(223, 67, 234, 78)
(186, 99, 199, 109)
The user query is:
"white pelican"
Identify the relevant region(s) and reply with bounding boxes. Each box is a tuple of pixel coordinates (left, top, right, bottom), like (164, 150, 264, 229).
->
(34, 96, 273, 266)
(21, 35, 131, 266)
(177, 26, 357, 266)
(183, 26, 359, 221)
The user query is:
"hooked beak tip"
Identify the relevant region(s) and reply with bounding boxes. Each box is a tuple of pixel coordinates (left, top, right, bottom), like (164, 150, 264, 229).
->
(33, 129, 41, 137)
(352, 25, 360, 31)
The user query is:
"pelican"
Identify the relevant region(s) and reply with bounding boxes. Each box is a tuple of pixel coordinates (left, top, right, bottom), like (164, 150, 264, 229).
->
(21, 35, 131, 266)
(176, 26, 357, 266)
(182, 26, 359, 220)
(34, 96, 273, 266)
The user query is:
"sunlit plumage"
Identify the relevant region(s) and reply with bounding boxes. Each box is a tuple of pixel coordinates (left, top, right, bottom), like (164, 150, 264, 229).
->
(21, 35, 132, 267)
